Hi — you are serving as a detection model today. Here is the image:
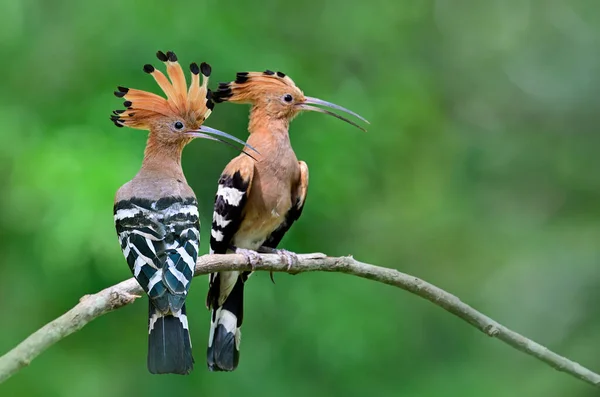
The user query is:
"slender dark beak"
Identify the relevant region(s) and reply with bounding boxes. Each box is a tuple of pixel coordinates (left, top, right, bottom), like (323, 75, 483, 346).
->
(297, 96, 369, 132)
(185, 125, 259, 159)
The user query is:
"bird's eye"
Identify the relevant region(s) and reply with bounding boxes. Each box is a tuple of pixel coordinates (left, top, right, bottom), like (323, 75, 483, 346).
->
(174, 121, 184, 130)
(283, 94, 293, 103)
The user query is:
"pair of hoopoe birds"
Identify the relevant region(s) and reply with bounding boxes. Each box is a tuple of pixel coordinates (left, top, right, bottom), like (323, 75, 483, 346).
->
(112, 51, 368, 375)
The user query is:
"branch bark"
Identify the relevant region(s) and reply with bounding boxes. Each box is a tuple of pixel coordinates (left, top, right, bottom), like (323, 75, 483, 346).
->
(0, 252, 598, 387)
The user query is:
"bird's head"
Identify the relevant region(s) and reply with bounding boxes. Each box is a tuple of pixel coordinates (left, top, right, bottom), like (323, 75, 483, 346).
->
(111, 51, 252, 151)
(213, 70, 369, 131)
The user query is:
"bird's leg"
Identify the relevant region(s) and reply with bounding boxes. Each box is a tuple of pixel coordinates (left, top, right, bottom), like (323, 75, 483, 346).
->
(230, 245, 262, 270)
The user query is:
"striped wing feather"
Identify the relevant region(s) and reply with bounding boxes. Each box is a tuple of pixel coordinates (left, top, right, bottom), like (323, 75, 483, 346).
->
(114, 196, 200, 313)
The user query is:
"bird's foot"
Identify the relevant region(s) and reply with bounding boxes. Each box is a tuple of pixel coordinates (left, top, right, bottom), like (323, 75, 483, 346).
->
(274, 249, 299, 271)
(257, 246, 299, 283)
(234, 247, 262, 270)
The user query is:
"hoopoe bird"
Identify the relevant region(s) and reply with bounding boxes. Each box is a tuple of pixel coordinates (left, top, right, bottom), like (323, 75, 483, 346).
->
(205, 70, 368, 371)
(111, 51, 254, 374)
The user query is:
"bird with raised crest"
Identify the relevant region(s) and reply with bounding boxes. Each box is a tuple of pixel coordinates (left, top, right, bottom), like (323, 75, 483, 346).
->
(205, 69, 369, 371)
(111, 50, 255, 375)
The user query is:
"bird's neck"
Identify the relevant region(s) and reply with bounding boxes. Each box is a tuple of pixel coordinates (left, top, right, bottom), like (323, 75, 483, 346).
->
(247, 106, 292, 152)
(140, 133, 187, 181)
(246, 107, 299, 178)
(248, 106, 290, 137)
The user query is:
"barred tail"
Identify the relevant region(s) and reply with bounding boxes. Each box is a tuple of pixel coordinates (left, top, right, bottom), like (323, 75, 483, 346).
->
(207, 276, 244, 371)
(147, 302, 193, 375)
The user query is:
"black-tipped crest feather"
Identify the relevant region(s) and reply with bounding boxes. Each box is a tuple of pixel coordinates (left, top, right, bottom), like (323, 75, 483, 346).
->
(156, 51, 168, 62)
(200, 62, 211, 77)
(167, 51, 177, 62)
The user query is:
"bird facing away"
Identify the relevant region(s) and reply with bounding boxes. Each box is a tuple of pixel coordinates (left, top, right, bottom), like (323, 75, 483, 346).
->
(112, 50, 253, 375)
(205, 70, 369, 371)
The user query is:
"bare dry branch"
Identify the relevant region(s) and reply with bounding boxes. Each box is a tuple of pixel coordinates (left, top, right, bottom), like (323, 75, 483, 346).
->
(0, 252, 598, 387)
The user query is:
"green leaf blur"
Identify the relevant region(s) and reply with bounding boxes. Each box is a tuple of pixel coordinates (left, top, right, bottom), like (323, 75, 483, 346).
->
(0, 0, 599, 396)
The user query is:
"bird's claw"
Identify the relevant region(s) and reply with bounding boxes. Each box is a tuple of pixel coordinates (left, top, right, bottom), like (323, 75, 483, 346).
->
(275, 249, 298, 271)
(256, 246, 298, 282)
(235, 247, 262, 270)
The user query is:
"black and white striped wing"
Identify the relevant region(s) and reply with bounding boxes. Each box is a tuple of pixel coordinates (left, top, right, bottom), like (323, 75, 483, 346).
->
(115, 197, 200, 313)
(206, 169, 253, 308)
(205, 167, 253, 371)
(209, 170, 252, 255)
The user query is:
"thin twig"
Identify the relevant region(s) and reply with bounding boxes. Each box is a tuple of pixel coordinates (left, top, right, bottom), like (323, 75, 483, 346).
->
(0, 252, 598, 387)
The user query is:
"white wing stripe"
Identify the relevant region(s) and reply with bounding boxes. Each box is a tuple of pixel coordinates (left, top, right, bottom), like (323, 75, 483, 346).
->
(190, 240, 199, 257)
(173, 310, 190, 331)
(130, 229, 162, 241)
(217, 309, 238, 333)
(145, 237, 157, 255)
(147, 269, 164, 292)
(148, 310, 160, 333)
(167, 265, 190, 287)
(216, 185, 245, 206)
(176, 246, 196, 272)
(213, 211, 231, 228)
(211, 229, 224, 242)
(114, 207, 144, 221)
(163, 205, 199, 218)
(132, 255, 146, 278)
(122, 244, 130, 259)
(180, 227, 200, 240)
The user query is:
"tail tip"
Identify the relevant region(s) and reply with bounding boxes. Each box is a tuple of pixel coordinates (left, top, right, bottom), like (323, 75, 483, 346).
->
(207, 323, 240, 372)
(148, 360, 194, 375)
(148, 310, 194, 375)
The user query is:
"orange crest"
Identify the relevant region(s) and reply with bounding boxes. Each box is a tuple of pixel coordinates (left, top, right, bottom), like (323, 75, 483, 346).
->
(111, 51, 214, 130)
(213, 70, 303, 104)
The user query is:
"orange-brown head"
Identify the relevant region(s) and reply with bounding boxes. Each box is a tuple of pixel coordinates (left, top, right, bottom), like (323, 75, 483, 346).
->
(111, 51, 253, 151)
(213, 70, 369, 132)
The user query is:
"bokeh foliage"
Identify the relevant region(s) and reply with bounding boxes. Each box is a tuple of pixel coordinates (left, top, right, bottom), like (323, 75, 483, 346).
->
(1, 0, 599, 396)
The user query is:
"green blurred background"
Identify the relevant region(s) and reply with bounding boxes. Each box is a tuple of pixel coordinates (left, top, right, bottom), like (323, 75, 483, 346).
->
(1, 0, 599, 396)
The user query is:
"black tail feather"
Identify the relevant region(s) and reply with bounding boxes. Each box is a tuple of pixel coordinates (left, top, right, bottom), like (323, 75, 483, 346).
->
(148, 302, 194, 375)
(207, 276, 244, 371)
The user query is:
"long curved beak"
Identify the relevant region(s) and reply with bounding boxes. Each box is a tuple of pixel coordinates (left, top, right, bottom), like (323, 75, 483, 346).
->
(185, 125, 259, 159)
(297, 96, 369, 132)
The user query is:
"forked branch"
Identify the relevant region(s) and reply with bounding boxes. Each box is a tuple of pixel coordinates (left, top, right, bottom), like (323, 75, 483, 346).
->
(0, 252, 598, 387)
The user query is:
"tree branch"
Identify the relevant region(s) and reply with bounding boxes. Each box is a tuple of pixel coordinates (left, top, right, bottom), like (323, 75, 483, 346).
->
(0, 252, 598, 387)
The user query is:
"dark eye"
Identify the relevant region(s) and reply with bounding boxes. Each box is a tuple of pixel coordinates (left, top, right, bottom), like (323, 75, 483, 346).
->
(283, 94, 293, 103)
(174, 121, 184, 130)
